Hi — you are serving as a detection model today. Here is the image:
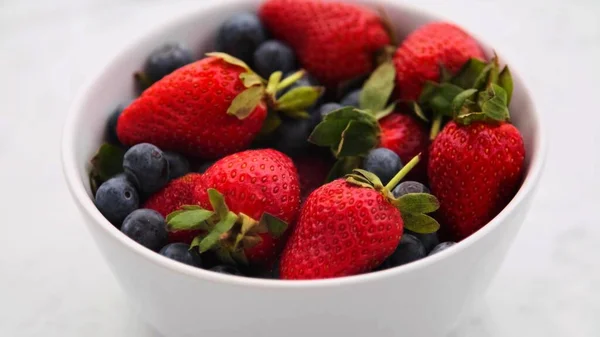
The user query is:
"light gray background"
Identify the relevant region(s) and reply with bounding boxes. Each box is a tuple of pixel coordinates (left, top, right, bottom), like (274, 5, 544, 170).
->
(1, 0, 598, 336)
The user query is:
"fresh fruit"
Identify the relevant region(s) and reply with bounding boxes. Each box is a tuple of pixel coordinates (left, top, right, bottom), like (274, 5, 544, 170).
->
(210, 265, 243, 276)
(163, 151, 190, 180)
(318, 102, 342, 120)
(253, 40, 296, 79)
(117, 54, 321, 159)
(392, 181, 430, 198)
(430, 121, 524, 239)
(405, 229, 439, 253)
(380, 234, 426, 269)
(123, 143, 170, 196)
(270, 117, 314, 157)
(143, 173, 204, 244)
(340, 89, 361, 108)
(159, 243, 203, 267)
(260, 0, 391, 87)
(280, 155, 441, 279)
(120, 209, 168, 251)
(393, 22, 485, 101)
(429, 241, 456, 255)
(293, 155, 332, 200)
(428, 64, 524, 239)
(106, 102, 130, 144)
(88, 143, 126, 195)
(94, 174, 139, 226)
(378, 113, 429, 180)
(167, 149, 301, 267)
(362, 148, 402, 185)
(136, 43, 194, 86)
(216, 13, 267, 65)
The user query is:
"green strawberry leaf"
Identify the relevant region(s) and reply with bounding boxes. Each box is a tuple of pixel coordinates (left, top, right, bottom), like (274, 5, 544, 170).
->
(181, 205, 201, 210)
(359, 61, 396, 113)
(451, 89, 478, 117)
(346, 176, 374, 189)
(478, 84, 510, 122)
(276, 70, 305, 92)
(190, 235, 204, 250)
(451, 58, 488, 89)
(374, 103, 396, 121)
(206, 52, 251, 72)
(326, 156, 362, 182)
(419, 82, 464, 117)
(241, 235, 263, 249)
(265, 71, 283, 95)
(240, 72, 264, 88)
(166, 209, 214, 231)
(347, 169, 384, 189)
(281, 110, 311, 119)
(439, 64, 454, 83)
(401, 212, 440, 234)
(198, 211, 237, 253)
(90, 143, 125, 182)
(276, 86, 324, 112)
(227, 86, 265, 120)
(394, 193, 440, 214)
(231, 249, 249, 266)
(411, 102, 429, 122)
(258, 213, 288, 238)
(336, 120, 380, 157)
(207, 188, 229, 219)
(215, 246, 237, 265)
(309, 107, 379, 151)
(498, 66, 513, 105)
(455, 111, 487, 125)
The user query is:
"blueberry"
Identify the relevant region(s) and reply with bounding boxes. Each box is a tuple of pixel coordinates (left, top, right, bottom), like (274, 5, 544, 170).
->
(429, 242, 456, 255)
(383, 234, 426, 267)
(159, 243, 203, 267)
(198, 161, 214, 174)
(253, 40, 296, 79)
(95, 175, 139, 227)
(164, 151, 190, 180)
(210, 265, 243, 276)
(272, 118, 313, 157)
(123, 143, 169, 196)
(216, 13, 266, 65)
(318, 102, 342, 120)
(405, 229, 439, 253)
(121, 209, 168, 251)
(340, 89, 361, 108)
(106, 102, 130, 144)
(392, 181, 430, 198)
(144, 43, 193, 82)
(363, 148, 403, 185)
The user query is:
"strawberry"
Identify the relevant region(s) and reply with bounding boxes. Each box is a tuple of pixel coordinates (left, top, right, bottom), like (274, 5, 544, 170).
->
(379, 113, 429, 182)
(259, 0, 391, 88)
(166, 149, 301, 267)
(280, 155, 440, 280)
(394, 22, 485, 101)
(427, 60, 524, 240)
(143, 173, 204, 244)
(117, 53, 322, 159)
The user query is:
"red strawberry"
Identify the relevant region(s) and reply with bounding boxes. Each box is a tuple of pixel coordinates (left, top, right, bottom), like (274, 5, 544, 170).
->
(260, 0, 391, 87)
(379, 113, 429, 182)
(394, 22, 485, 101)
(144, 173, 204, 244)
(167, 149, 301, 267)
(427, 57, 524, 240)
(280, 155, 440, 280)
(429, 121, 524, 240)
(117, 54, 321, 159)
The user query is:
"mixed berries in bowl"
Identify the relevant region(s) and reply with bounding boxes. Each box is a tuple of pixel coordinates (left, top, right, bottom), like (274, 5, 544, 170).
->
(62, 0, 544, 336)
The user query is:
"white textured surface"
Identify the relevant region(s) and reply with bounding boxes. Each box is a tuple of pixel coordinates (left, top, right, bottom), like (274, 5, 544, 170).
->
(0, 0, 597, 336)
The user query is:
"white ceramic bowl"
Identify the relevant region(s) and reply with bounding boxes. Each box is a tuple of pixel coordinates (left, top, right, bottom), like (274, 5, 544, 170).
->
(62, 1, 546, 336)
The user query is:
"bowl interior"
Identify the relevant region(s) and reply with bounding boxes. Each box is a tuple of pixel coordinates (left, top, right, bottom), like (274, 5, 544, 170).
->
(63, 0, 543, 284)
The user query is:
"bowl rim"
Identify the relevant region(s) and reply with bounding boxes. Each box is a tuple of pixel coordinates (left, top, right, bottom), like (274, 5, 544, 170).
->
(61, 0, 547, 289)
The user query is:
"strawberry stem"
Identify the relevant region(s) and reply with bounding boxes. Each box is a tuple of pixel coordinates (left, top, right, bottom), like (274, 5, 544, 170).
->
(276, 70, 305, 92)
(430, 114, 442, 140)
(384, 154, 421, 191)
